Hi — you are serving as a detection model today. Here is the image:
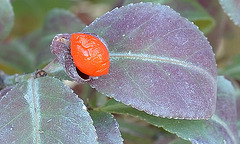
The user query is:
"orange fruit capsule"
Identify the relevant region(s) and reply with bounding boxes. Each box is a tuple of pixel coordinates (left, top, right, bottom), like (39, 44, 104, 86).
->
(70, 33, 110, 77)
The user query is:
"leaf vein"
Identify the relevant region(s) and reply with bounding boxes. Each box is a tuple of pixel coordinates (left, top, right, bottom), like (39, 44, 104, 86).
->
(110, 53, 215, 83)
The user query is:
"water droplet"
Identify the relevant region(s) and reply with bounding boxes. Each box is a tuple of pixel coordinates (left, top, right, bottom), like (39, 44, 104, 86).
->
(82, 105, 87, 111)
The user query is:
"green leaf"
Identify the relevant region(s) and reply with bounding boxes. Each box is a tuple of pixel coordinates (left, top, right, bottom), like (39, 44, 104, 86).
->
(117, 117, 158, 144)
(19, 30, 52, 69)
(90, 111, 123, 144)
(117, 117, 159, 138)
(43, 8, 86, 35)
(116, 117, 188, 144)
(0, 0, 14, 41)
(0, 76, 98, 143)
(123, 0, 215, 34)
(88, 90, 108, 109)
(11, 0, 73, 36)
(0, 8, 85, 73)
(168, 138, 191, 144)
(34, 8, 86, 68)
(219, 55, 240, 80)
(43, 58, 71, 81)
(0, 40, 35, 73)
(98, 76, 238, 144)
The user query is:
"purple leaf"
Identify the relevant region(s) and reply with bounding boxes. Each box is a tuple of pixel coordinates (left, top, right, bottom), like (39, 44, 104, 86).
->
(0, 86, 13, 99)
(0, 0, 14, 41)
(213, 76, 238, 144)
(37, 9, 86, 67)
(90, 111, 123, 144)
(218, 0, 240, 26)
(99, 76, 239, 144)
(237, 90, 240, 120)
(82, 3, 217, 119)
(124, 0, 215, 34)
(43, 8, 86, 35)
(50, 33, 90, 83)
(0, 77, 98, 144)
(235, 82, 240, 141)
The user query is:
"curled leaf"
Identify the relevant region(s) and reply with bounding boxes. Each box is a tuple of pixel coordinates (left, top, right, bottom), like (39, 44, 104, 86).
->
(83, 3, 217, 119)
(50, 33, 90, 83)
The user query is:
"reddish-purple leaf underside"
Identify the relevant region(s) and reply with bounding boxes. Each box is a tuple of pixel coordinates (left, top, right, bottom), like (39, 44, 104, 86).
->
(83, 3, 217, 119)
(50, 34, 90, 83)
(50, 3, 217, 119)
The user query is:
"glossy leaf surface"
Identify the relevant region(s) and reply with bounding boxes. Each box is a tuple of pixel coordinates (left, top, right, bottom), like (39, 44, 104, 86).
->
(0, 0, 14, 41)
(82, 3, 217, 119)
(218, 0, 240, 26)
(90, 111, 123, 144)
(98, 76, 238, 144)
(0, 77, 98, 144)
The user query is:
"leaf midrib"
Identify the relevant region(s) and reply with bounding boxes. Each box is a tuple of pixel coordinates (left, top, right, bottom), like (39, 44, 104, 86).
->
(31, 79, 39, 144)
(109, 53, 216, 84)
